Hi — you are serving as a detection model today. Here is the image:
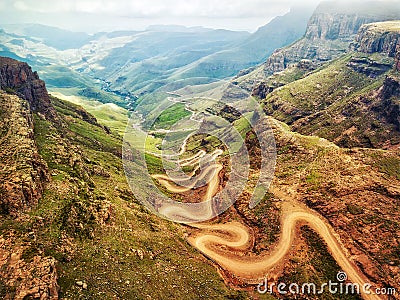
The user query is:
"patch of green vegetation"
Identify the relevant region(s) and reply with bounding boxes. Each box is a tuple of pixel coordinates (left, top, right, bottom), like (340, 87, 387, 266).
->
(145, 153, 164, 174)
(50, 91, 129, 135)
(374, 155, 400, 180)
(3, 87, 15, 94)
(33, 114, 72, 174)
(306, 170, 321, 189)
(252, 193, 280, 247)
(266, 53, 376, 113)
(278, 145, 290, 155)
(151, 103, 191, 130)
(78, 87, 126, 107)
(303, 227, 361, 299)
(233, 116, 251, 138)
(145, 134, 163, 153)
(346, 203, 365, 215)
(262, 52, 395, 147)
(59, 196, 97, 239)
(274, 65, 309, 83)
(278, 226, 362, 300)
(67, 119, 121, 156)
(152, 132, 166, 140)
(184, 134, 224, 156)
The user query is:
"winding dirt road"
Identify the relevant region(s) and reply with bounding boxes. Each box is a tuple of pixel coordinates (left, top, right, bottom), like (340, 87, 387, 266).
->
(152, 149, 222, 194)
(152, 146, 381, 300)
(188, 200, 380, 298)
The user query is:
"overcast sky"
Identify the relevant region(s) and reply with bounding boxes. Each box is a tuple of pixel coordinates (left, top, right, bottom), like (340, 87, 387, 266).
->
(0, 0, 321, 33)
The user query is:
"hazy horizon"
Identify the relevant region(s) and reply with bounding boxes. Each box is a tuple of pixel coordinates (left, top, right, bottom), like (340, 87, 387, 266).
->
(0, 0, 322, 33)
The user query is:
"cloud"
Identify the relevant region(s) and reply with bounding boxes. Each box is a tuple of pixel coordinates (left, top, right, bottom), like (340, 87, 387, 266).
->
(6, 0, 318, 18)
(0, 0, 322, 32)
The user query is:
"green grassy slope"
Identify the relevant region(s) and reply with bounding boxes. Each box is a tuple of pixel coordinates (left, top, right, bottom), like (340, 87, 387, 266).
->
(0, 97, 247, 299)
(261, 52, 399, 148)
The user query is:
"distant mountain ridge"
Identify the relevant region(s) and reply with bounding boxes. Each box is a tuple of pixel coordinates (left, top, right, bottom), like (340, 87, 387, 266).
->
(0, 6, 314, 109)
(241, 0, 400, 88)
(1, 23, 93, 50)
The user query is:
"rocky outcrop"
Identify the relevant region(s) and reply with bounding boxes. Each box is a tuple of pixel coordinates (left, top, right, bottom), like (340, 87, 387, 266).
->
(0, 234, 59, 299)
(376, 76, 400, 131)
(252, 83, 277, 100)
(254, 20, 400, 149)
(251, 59, 317, 98)
(346, 57, 392, 78)
(395, 43, 400, 71)
(0, 91, 49, 215)
(349, 21, 400, 76)
(379, 75, 400, 99)
(351, 21, 400, 57)
(0, 56, 57, 120)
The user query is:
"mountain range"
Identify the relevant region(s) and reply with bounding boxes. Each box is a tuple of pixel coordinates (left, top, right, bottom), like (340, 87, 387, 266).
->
(0, 1, 399, 299)
(0, 6, 314, 109)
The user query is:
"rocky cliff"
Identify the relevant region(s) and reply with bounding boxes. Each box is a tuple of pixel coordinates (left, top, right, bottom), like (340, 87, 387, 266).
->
(256, 1, 400, 79)
(0, 57, 54, 216)
(351, 21, 400, 57)
(0, 57, 57, 120)
(0, 57, 112, 216)
(0, 57, 56, 216)
(396, 43, 400, 71)
(0, 58, 118, 299)
(0, 90, 49, 215)
(376, 75, 400, 131)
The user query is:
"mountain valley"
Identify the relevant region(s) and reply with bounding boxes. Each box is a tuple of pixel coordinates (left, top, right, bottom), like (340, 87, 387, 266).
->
(0, 1, 399, 300)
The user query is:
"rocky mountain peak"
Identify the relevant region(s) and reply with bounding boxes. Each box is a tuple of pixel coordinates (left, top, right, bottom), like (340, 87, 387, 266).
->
(250, 1, 400, 81)
(0, 56, 57, 120)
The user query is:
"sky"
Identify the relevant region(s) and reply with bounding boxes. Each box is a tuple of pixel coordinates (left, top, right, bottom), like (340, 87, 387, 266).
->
(0, 0, 321, 33)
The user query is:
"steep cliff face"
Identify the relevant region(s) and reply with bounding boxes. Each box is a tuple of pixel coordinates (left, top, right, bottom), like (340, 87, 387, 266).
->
(0, 90, 49, 215)
(0, 57, 57, 120)
(0, 57, 113, 216)
(375, 76, 400, 131)
(258, 1, 400, 77)
(351, 21, 400, 57)
(347, 21, 400, 78)
(396, 43, 400, 71)
(0, 57, 54, 215)
(305, 13, 373, 41)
